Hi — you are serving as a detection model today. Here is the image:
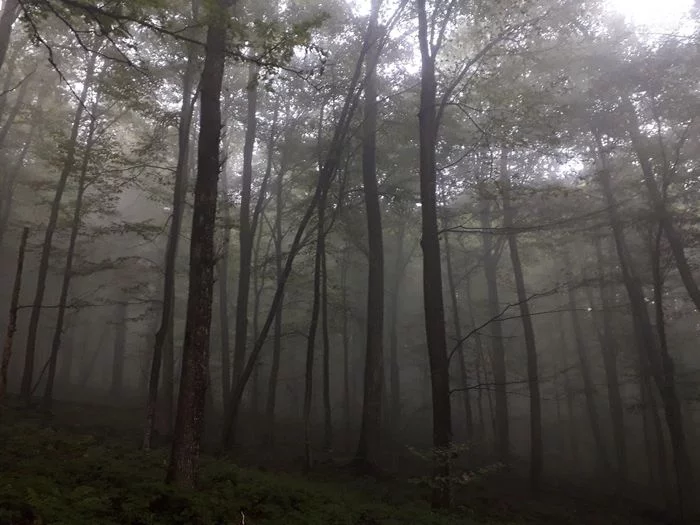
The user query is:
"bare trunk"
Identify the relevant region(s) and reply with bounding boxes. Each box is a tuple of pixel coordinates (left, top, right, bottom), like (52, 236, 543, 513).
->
(321, 244, 333, 451)
(594, 132, 693, 517)
(42, 107, 98, 411)
(355, 4, 383, 467)
(231, 63, 259, 396)
(0, 69, 31, 148)
(341, 248, 352, 441)
(388, 222, 405, 438)
(464, 275, 486, 441)
(500, 157, 542, 492)
(417, 0, 452, 505)
(479, 196, 509, 462)
(143, 2, 198, 448)
(166, 0, 231, 488)
(20, 48, 98, 402)
(567, 281, 610, 474)
(591, 236, 627, 487)
(0, 0, 19, 73)
(444, 234, 473, 442)
(0, 226, 28, 403)
(110, 303, 128, 399)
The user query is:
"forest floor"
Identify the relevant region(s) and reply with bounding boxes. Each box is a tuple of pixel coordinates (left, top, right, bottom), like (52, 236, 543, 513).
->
(0, 401, 680, 525)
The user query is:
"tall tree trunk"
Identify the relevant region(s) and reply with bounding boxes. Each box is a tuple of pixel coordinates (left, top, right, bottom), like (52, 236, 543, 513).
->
(594, 132, 693, 517)
(464, 274, 486, 441)
(231, 63, 259, 395)
(0, 226, 28, 403)
(321, 243, 333, 452)
(264, 128, 285, 445)
(416, 0, 452, 506)
(42, 110, 97, 411)
(444, 234, 473, 442)
(388, 222, 406, 439)
(567, 279, 610, 475)
(355, 2, 384, 468)
(57, 314, 77, 388)
(500, 156, 542, 491)
(20, 48, 98, 402)
(341, 247, 352, 442)
(166, 0, 232, 488)
(143, 2, 198, 448)
(217, 196, 231, 413)
(589, 236, 627, 487)
(479, 195, 509, 462)
(303, 191, 326, 473)
(0, 0, 19, 73)
(110, 302, 128, 399)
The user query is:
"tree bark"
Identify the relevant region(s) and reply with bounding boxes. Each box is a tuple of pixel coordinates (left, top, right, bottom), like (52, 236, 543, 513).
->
(444, 234, 473, 442)
(388, 221, 406, 439)
(20, 47, 98, 403)
(0, 0, 19, 74)
(110, 302, 128, 399)
(143, 0, 198, 449)
(464, 275, 486, 441)
(321, 242, 333, 452)
(355, 2, 384, 468)
(0, 226, 28, 403)
(479, 193, 509, 462)
(594, 131, 693, 517)
(500, 156, 542, 492)
(231, 63, 259, 397)
(590, 236, 627, 487)
(416, 0, 452, 506)
(0, 69, 31, 149)
(166, 0, 232, 488)
(42, 109, 97, 410)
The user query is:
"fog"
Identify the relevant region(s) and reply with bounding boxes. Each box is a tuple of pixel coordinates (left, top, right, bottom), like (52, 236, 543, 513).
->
(1, 0, 699, 523)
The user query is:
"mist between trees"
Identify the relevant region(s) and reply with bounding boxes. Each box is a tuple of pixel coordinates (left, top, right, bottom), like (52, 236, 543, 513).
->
(0, 0, 699, 523)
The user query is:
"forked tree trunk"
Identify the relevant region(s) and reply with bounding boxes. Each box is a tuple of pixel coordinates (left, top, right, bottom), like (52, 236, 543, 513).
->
(166, 0, 233, 488)
(20, 48, 98, 403)
(0, 226, 28, 403)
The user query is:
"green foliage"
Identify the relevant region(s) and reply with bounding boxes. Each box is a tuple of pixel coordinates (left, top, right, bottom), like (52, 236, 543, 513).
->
(0, 421, 494, 525)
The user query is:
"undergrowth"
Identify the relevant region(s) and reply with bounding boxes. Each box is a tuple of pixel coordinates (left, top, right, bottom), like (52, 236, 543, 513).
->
(0, 417, 497, 525)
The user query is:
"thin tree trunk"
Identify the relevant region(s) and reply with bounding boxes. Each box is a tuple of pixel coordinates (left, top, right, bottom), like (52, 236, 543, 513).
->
(388, 221, 406, 439)
(143, 2, 198, 448)
(464, 274, 486, 441)
(264, 126, 285, 445)
(341, 247, 352, 441)
(303, 191, 326, 473)
(321, 243, 333, 452)
(0, 226, 28, 403)
(479, 194, 509, 463)
(355, 1, 383, 467)
(559, 328, 580, 469)
(166, 0, 232, 488)
(57, 315, 77, 388)
(591, 236, 627, 488)
(20, 48, 98, 402)
(444, 234, 473, 442)
(110, 302, 128, 399)
(0, 0, 19, 74)
(567, 280, 610, 474)
(231, 63, 259, 395)
(594, 131, 693, 517)
(41, 106, 98, 411)
(625, 98, 700, 313)
(500, 155, 542, 492)
(217, 213, 231, 413)
(0, 70, 31, 149)
(417, 0, 452, 505)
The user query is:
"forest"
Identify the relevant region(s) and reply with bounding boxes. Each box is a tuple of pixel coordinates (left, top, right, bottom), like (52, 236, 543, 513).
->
(0, 0, 699, 523)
